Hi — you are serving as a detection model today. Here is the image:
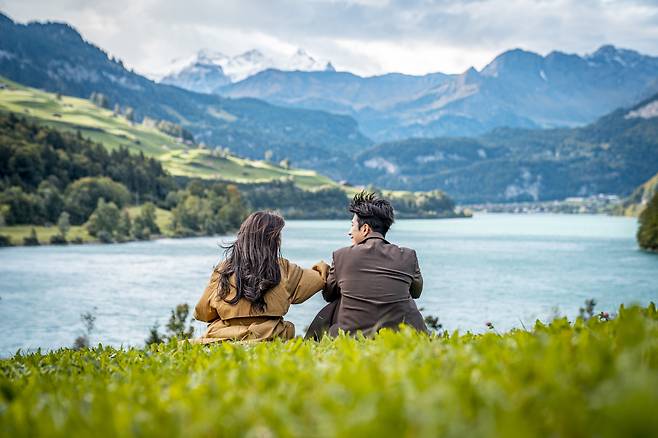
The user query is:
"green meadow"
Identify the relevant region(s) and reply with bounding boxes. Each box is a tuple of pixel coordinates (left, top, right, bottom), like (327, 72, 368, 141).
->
(0, 224, 92, 245)
(0, 304, 656, 437)
(0, 78, 336, 190)
(0, 207, 173, 246)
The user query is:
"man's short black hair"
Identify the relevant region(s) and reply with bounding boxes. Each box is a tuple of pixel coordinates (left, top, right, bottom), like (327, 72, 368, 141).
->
(349, 191, 395, 236)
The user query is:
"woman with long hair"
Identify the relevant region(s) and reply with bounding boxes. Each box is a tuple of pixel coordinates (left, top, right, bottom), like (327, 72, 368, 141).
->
(193, 211, 328, 342)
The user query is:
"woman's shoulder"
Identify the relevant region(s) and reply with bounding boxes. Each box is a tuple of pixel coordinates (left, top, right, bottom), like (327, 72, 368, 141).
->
(278, 258, 305, 276)
(278, 257, 293, 272)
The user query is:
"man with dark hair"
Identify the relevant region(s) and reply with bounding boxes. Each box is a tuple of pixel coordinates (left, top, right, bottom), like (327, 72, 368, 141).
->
(306, 191, 428, 339)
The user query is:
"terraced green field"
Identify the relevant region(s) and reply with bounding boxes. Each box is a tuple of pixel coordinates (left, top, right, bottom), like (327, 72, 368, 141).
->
(0, 77, 336, 190)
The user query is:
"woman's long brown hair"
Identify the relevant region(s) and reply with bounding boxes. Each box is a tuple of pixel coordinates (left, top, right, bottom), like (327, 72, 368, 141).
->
(217, 211, 284, 313)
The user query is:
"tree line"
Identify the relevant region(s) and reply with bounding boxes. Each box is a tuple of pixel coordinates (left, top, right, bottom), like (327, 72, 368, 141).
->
(0, 112, 248, 244)
(240, 180, 463, 220)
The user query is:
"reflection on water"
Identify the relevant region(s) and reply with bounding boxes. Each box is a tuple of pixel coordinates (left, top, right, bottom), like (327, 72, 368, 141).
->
(0, 214, 656, 356)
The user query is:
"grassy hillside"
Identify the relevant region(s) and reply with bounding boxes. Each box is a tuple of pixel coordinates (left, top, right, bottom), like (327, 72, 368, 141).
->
(0, 304, 656, 437)
(0, 77, 337, 190)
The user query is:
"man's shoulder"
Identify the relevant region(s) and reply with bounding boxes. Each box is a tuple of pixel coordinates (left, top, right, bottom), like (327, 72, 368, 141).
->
(332, 245, 352, 260)
(381, 240, 417, 257)
(398, 245, 418, 257)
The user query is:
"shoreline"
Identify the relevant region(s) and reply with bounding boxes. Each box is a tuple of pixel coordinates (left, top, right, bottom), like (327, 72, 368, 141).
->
(0, 211, 638, 248)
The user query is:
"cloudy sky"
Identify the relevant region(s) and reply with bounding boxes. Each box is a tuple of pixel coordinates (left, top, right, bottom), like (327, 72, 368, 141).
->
(1, 0, 657, 78)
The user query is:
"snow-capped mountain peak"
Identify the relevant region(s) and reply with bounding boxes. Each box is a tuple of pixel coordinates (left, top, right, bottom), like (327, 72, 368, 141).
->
(160, 47, 334, 92)
(196, 49, 229, 65)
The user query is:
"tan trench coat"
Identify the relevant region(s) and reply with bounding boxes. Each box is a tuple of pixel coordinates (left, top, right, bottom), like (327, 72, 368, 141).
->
(192, 258, 328, 343)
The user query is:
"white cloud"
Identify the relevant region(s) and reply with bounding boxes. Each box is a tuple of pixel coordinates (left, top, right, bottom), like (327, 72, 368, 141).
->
(0, 0, 656, 77)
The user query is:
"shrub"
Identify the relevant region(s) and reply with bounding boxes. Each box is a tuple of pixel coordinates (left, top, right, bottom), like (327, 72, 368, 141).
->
(96, 230, 113, 244)
(145, 303, 195, 346)
(131, 225, 150, 241)
(73, 310, 97, 350)
(22, 227, 39, 246)
(49, 234, 67, 245)
(132, 202, 160, 238)
(0, 234, 11, 247)
(145, 323, 165, 346)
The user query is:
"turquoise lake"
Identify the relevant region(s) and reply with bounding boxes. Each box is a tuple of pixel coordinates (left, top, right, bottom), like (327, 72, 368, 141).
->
(0, 213, 656, 356)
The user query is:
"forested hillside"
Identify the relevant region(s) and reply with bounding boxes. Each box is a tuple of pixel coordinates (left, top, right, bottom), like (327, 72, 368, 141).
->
(349, 93, 658, 202)
(0, 112, 248, 244)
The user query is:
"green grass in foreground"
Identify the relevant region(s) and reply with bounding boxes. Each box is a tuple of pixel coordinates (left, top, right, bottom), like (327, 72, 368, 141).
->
(1, 304, 657, 437)
(0, 77, 336, 190)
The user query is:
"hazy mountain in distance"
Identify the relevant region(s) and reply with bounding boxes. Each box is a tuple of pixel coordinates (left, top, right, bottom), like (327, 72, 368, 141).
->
(160, 48, 335, 92)
(221, 69, 450, 116)
(220, 45, 658, 141)
(348, 91, 658, 203)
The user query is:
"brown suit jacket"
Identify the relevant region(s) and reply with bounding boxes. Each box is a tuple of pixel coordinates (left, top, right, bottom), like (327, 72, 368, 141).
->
(322, 232, 428, 336)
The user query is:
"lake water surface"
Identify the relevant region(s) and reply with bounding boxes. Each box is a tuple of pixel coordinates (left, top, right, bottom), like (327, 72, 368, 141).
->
(0, 214, 656, 356)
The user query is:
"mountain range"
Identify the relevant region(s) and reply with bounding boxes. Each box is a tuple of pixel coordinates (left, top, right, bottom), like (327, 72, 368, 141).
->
(155, 35, 658, 142)
(0, 11, 657, 204)
(214, 45, 658, 140)
(0, 12, 369, 173)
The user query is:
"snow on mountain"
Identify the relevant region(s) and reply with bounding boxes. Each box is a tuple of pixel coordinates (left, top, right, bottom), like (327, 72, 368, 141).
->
(160, 48, 333, 92)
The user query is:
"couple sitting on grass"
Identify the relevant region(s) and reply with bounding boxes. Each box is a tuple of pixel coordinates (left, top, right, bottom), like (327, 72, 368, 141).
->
(193, 191, 428, 342)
